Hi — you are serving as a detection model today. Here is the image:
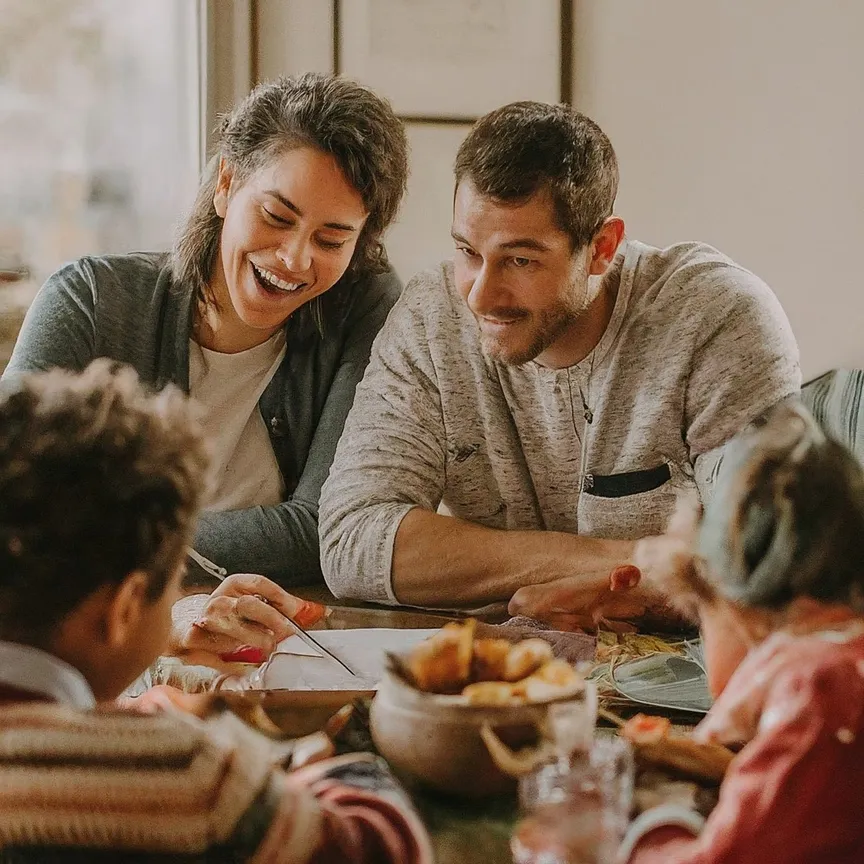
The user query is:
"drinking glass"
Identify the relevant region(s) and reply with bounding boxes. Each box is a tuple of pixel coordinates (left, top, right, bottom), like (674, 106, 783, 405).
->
(511, 734, 634, 864)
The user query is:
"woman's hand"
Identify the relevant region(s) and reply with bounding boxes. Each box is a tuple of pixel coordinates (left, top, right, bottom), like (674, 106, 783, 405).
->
(172, 573, 327, 658)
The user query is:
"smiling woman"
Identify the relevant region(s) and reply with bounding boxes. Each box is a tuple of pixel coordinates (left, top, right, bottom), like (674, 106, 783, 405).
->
(3, 73, 409, 588)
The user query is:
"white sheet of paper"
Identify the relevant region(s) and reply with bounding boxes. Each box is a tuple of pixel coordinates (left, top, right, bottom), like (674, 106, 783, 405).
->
(255, 628, 438, 691)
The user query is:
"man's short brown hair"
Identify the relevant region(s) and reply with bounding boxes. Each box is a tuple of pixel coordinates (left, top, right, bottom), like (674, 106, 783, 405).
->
(0, 360, 209, 643)
(454, 101, 619, 251)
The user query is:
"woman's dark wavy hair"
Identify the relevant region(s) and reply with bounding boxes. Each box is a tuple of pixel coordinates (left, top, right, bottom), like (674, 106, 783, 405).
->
(170, 73, 408, 338)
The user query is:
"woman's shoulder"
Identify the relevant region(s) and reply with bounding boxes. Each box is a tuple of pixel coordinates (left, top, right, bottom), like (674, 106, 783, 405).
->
(38, 253, 171, 322)
(342, 265, 403, 322)
(48, 251, 169, 296)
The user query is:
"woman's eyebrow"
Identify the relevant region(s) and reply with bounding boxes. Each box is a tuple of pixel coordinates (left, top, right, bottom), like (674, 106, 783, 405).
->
(263, 190, 359, 232)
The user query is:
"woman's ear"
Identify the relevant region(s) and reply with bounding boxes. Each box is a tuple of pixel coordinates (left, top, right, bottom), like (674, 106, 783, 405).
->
(213, 158, 233, 218)
(105, 571, 150, 650)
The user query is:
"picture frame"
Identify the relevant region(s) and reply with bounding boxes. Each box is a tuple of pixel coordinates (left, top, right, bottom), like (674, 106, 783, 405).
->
(333, 0, 572, 122)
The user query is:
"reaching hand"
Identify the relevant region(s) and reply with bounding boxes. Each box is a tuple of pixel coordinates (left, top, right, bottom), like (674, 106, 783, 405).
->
(118, 684, 216, 718)
(173, 573, 327, 657)
(508, 570, 648, 632)
(632, 496, 702, 600)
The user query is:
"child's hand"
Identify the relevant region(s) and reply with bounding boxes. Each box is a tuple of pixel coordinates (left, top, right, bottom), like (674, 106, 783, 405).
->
(633, 496, 701, 591)
(117, 684, 215, 718)
(610, 564, 642, 592)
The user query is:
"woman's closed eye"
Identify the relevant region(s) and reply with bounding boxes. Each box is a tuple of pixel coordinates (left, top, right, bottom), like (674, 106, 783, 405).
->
(316, 237, 347, 251)
(262, 208, 347, 251)
(262, 207, 292, 227)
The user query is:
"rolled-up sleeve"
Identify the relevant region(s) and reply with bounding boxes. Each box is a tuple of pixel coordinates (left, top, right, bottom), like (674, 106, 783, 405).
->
(319, 273, 447, 603)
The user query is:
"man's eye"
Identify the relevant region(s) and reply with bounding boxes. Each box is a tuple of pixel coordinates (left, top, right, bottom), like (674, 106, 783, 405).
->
(512, 257, 533, 268)
(456, 246, 477, 257)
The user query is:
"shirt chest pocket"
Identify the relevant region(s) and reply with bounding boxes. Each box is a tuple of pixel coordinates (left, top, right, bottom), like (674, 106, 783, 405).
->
(578, 462, 690, 539)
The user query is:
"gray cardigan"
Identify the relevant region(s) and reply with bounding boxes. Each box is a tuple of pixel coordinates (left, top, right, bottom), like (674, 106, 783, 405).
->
(3, 252, 401, 586)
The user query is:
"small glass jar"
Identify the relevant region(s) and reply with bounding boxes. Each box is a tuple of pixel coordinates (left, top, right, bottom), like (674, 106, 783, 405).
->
(511, 736, 634, 864)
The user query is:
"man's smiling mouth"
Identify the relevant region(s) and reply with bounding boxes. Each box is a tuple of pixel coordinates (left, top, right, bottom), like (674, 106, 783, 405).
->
(251, 262, 307, 293)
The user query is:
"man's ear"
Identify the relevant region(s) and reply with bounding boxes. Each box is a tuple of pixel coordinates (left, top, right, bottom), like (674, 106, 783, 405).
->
(105, 571, 150, 650)
(588, 216, 625, 276)
(213, 158, 233, 218)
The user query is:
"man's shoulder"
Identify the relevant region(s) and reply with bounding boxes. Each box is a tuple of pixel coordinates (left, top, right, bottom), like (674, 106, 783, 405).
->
(389, 260, 475, 340)
(627, 239, 779, 320)
(399, 259, 461, 308)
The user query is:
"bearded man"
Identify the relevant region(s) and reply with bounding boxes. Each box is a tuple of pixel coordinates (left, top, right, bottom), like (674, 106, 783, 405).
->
(318, 101, 800, 628)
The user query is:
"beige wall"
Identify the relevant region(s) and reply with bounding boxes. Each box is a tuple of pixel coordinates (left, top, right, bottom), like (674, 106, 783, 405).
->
(256, 0, 863, 380)
(573, 0, 862, 380)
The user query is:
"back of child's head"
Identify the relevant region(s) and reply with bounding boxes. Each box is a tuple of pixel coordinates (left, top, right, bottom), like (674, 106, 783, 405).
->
(698, 401, 864, 612)
(0, 360, 209, 645)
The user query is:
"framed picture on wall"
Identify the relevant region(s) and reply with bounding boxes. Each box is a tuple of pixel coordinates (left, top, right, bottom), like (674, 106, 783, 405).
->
(334, 0, 572, 121)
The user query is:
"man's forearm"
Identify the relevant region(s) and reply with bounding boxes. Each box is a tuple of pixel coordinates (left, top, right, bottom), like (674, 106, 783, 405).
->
(391, 507, 635, 607)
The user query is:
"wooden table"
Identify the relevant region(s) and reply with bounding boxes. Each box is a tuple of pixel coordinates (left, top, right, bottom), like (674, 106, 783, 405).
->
(180, 580, 629, 863)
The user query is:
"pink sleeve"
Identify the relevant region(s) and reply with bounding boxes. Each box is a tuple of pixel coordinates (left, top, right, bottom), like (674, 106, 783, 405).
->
(629, 826, 704, 863)
(626, 656, 864, 864)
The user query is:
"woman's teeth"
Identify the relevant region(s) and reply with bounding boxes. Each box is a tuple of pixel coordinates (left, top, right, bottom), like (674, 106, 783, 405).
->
(252, 263, 306, 293)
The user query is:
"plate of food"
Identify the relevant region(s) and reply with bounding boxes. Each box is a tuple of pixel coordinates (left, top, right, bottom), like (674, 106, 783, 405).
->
(610, 652, 712, 715)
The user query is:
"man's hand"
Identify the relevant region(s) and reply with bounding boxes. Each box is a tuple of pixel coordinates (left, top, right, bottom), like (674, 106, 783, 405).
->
(508, 569, 648, 632)
(172, 574, 327, 657)
(509, 498, 706, 632)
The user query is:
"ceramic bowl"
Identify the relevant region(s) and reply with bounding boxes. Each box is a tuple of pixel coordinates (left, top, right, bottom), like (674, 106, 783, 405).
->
(370, 668, 590, 798)
(220, 688, 375, 737)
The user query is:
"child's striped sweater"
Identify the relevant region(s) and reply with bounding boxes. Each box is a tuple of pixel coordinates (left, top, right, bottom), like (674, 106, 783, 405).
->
(0, 692, 431, 863)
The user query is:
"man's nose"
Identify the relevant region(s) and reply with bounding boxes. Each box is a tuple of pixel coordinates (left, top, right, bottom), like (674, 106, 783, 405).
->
(276, 234, 312, 274)
(466, 264, 500, 316)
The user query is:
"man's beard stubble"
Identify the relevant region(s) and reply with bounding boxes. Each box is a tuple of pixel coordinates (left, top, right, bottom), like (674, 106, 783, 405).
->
(479, 273, 596, 366)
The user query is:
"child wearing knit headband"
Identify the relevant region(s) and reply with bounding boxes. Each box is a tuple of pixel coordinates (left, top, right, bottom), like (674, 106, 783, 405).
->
(620, 401, 864, 863)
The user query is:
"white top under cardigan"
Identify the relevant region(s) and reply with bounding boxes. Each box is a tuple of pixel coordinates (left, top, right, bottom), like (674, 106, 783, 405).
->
(189, 332, 286, 511)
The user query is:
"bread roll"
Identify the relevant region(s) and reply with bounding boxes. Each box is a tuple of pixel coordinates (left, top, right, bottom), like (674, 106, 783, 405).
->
(472, 638, 512, 681)
(514, 659, 584, 702)
(503, 638, 554, 681)
(406, 620, 475, 693)
(462, 681, 518, 706)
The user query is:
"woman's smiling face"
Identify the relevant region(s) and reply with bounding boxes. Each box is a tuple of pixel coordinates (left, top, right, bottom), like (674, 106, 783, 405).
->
(208, 146, 368, 351)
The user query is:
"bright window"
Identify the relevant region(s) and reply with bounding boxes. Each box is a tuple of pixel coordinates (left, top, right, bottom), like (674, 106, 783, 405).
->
(0, 0, 202, 363)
